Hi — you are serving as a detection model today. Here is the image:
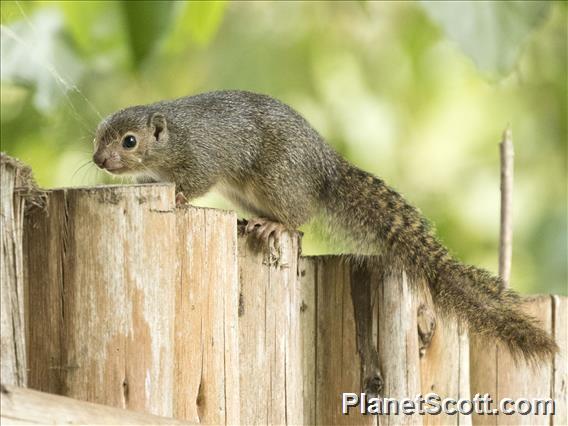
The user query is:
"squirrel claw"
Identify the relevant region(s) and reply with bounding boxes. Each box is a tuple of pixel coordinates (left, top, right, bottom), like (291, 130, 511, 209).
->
(175, 192, 188, 206)
(245, 217, 289, 246)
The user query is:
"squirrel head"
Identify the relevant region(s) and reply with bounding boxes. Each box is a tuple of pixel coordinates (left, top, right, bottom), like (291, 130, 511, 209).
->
(93, 108, 168, 176)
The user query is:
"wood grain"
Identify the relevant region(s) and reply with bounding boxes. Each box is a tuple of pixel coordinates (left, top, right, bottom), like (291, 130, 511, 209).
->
(25, 184, 178, 416)
(552, 295, 567, 426)
(418, 284, 471, 426)
(470, 295, 562, 426)
(377, 268, 420, 426)
(301, 258, 473, 426)
(299, 257, 317, 425)
(237, 227, 303, 424)
(309, 256, 376, 425)
(1, 384, 192, 425)
(174, 206, 240, 424)
(0, 154, 35, 387)
(15, 179, 565, 425)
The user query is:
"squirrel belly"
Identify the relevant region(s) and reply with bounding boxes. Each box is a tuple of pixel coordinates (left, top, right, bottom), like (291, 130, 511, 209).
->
(94, 90, 557, 362)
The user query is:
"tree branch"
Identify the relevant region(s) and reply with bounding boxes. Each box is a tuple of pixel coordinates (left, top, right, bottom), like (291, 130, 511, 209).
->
(499, 126, 514, 287)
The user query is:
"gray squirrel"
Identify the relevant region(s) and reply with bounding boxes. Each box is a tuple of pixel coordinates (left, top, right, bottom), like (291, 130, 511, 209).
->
(93, 90, 557, 362)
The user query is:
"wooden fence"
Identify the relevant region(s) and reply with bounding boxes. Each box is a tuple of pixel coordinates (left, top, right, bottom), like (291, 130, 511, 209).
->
(1, 153, 566, 425)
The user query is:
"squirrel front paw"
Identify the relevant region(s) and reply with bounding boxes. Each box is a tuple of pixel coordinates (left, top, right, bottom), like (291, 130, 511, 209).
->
(244, 217, 289, 244)
(175, 191, 189, 206)
(242, 218, 300, 267)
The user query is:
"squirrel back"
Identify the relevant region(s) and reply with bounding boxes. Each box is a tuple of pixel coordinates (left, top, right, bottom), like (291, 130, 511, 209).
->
(94, 90, 557, 362)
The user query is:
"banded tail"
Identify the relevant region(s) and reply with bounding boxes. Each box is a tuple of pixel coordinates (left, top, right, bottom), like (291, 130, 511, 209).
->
(324, 161, 557, 362)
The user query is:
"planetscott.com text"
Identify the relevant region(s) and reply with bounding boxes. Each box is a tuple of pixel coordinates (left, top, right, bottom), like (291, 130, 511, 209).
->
(342, 393, 555, 416)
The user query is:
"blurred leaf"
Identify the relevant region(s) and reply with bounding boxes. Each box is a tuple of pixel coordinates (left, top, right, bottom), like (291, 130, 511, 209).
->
(120, 0, 175, 67)
(0, 1, 37, 25)
(0, 8, 84, 112)
(421, 1, 551, 77)
(165, 0, 227, 52)
(0, 1, 565, 295)
(0, 83, 28, 122)
(1, 1, 21, 25)
(59, 1, 108, 54)
(59, 1, 130, 72)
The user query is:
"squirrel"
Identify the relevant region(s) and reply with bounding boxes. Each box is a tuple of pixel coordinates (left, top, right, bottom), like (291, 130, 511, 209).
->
(93, 89, 557, 362)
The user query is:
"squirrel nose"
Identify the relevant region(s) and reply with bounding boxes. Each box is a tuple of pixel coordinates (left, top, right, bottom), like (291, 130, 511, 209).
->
(93, 152, 107, 169)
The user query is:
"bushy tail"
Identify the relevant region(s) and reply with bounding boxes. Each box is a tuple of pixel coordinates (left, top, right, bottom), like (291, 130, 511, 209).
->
(431, 260, 557, 362)
(325, 162, 558, 362)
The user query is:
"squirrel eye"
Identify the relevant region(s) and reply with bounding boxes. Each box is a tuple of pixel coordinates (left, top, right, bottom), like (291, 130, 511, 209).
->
(122, 135, 137, 149)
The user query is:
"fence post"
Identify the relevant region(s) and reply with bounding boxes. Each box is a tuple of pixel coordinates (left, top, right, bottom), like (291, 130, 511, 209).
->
(174, 206, 240, 424)
(237, 227, 304, 424)
(552, 295, 568, 424)
(24, 185, 242, 423)
(9, 157, 565, 425)
(302, 257, 375, 425)
(300, 256, 470, 425)
(0, 153, 41, 387)
(25, 184, 178, 416)
(470, 295, 568, 426)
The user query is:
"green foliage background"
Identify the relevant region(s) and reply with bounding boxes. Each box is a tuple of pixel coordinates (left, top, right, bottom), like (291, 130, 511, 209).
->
(1, 1, 566, 295)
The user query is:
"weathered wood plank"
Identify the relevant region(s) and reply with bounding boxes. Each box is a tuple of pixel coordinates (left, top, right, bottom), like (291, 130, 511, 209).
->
(25, 187, 242, 423)
(308, 256, 376, 425)
(284, 237, 304, 425)
(15, 176, 564, 426)
(237, 228, 303, 424)
(470, 295, 558, 426)
(298, 258, 317, 425)
(469, 333, 498, 426)
(24, 190, 65, 396)
(0, 154, 40, 387)
(237, 232, 271, 424)
(419, 287, 471, 426)
(174, 206, 240, 424)
(496, 296, 552, 426)
(25, 184, 178, 416)
(1, 384, 192, 425)
(377, 269, 420, 426)
(305, 257, 473, 426)
(552, 295, 567, 426)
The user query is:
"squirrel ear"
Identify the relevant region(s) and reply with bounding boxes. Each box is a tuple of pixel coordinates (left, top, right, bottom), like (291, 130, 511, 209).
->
(149, 113, 167, 141)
